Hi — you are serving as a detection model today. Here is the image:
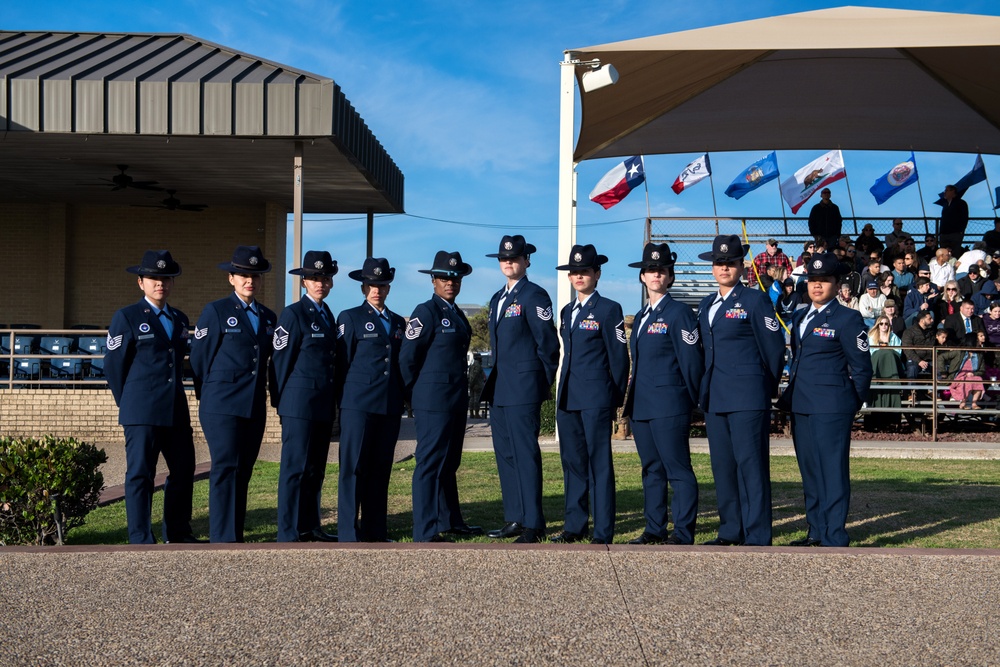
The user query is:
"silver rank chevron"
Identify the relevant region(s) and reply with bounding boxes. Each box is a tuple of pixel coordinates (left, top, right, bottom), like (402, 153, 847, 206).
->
(106, 333, 123, 350)
(857, 331, 870, 352)
(615, 320, 627, 344)
(536, 306, 552, 321)
(405, 317, 423, 340)
(681, 328, 699, 345)
(194, 327, 208, 339)
(764, 316, 779, 332)
(337, 323, 345, 339)
(272, 326, 289, 350)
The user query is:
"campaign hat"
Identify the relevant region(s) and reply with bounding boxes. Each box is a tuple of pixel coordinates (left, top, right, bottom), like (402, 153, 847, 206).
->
(418, 250, 473, 277)
(805, 252, 851, 278)
(348, 257, 396, 285)
(556, 244, 608, 271)
(289, 250, 338, 277)
(697, 234, 750, 262)
(126, 250, 182, 277)
(486, 235, 536, 259)
(218, 245, 272, 274)
(628, 242, 677, 269)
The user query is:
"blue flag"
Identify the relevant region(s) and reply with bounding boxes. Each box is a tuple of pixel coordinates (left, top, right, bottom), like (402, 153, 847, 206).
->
(934, 154, 986, 206)
(870, 152, 918, 205)
(724, 152, 779, 200)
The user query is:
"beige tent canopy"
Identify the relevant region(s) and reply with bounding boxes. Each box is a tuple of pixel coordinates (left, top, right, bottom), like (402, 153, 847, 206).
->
(568, 6, 1000, 161)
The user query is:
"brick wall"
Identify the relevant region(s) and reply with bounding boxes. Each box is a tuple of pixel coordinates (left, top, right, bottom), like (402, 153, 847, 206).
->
(0, 388, 282, 450)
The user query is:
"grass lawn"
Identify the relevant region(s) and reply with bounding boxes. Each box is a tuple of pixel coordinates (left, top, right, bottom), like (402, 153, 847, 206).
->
(67, 453, 1000, 548)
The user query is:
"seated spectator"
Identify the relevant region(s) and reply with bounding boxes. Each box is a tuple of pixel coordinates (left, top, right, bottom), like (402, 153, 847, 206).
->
(855, 223, 885, 256)
(748, 238, 793, 287)
(836, 282, 859, 309)
(972, 275, 997, 315)
(859, 280, 886, 327)
(916, 234, 939, 264)
(929, 247, 956, 289)
(938, 331, 987, 410)
(882, 299, 905, 337)
(891, 256, 914, 297)
(766, 265, 788, 305)
(795, 240, 817, 267)
(790, 252, 810, 284)
(935, 280, 963, 322)
(903, 277, 934, 326)
(885, 218, 913, 249)
(983, 301, 1000, 347)
(903, 251, 920, 276)
(857, 258, 883, 297)
(942, 299, 985, 343)
(879, 271, 902, 305)
(775, 277, 800, 319)
(954, 242, 988, 279)
(866, 315, 904, 430)
(900, 310, 936, 379)
(957, 264, 987, 299)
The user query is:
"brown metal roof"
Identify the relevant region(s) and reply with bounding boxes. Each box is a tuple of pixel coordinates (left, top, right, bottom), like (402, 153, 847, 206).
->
(0, 30, 403, 213)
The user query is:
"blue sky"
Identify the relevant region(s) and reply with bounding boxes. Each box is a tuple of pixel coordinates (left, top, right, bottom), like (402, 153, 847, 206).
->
(7, 0, 1000, 314)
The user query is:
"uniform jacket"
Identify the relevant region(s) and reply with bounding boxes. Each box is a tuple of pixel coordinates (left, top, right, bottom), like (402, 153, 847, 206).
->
(269, 296, 338, 420)
(105, 299, 191, 426)
(942, 312, 986, 344)
(190, 293, 276, 418)
(556, 292, 630, 412)
(778, 300, 873, 414)
(336, 301, 406, 416)
(697, 282, 785, 413)
(482, 277, 559, 407)
(623, 293, 704, 421)
(399, 297, 471, 413)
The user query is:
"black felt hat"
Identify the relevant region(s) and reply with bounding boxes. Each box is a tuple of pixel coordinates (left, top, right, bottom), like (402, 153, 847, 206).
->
(628, 242, 677, 269)
(418, 251, 473, 277)
(126, 250, 182, 277)
(697, 234, 751, 262)
(805, 252, 851, 278)
(289, 250, 338, 277)
(556, 244, 608, 271)
(218, 245, 272, 274)
(348, 257, 396, 285)
(486, 235, 537, 259)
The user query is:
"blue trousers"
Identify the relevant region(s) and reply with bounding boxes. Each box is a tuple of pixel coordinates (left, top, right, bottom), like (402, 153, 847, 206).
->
(123, 422, 195, 544)
(632, 414, 699, 544)
(277, 416, 333, 542)
(555, 407, 615, 542)
(412, 407, 467, 542)
(705, 410, 772, 546)
(201, 411, 264, 543)
(790, 411, 853, 547)
(490, 404, 544, 531)
(338, 408, 401, 542)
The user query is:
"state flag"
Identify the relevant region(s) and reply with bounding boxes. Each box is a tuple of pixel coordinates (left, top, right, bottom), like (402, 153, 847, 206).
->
(870, 152, 919, 205)
(589, 156, 645, 209)
(671, 153, 711, 194)
(724, 152, 779, 200)
(934, 154, 986, 206)
(780, 149, 846, 214)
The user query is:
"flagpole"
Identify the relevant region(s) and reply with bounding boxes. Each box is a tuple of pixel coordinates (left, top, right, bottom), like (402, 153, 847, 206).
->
(641, 154, 651, 219)
(707, 152, 720, 223)
(913, 149, 929, 227)
(983, 153, 997, 209)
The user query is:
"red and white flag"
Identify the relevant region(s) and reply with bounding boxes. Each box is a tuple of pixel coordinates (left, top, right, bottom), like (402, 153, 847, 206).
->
(589, 156, 645, 209)
(779, 149, 846, 214)
(671, 153, 711, 194)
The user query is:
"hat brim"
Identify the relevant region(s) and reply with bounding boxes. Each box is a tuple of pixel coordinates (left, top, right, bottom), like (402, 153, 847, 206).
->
(418, 265, 473, 277)
(126, 265, 182, 277)
(556, 255, 609, 271)
(217, 260, 272, 274)
(627, 260, 676, 269)
(348, 267, 395, 284)
(486, 243, 537, 258)
(697, 244, 751, 262)
(289, 265, 339, 277)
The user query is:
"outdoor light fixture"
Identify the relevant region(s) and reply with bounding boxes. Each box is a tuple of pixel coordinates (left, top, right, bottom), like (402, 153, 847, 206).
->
(580, 61, 619, 93)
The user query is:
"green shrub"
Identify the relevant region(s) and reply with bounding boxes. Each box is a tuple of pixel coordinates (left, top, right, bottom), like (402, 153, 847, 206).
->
(0, 436, 107, 546)
(540, 397, 556, 435)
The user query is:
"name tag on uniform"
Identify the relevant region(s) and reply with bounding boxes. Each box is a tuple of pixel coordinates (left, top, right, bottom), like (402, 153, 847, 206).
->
(363, 333, 379, 339)
(505, 303, 522, 318)
(647, 322, 669, 334)
(725, 308, 748, 319)
(813, 327, 836, 338)
(225, 328, 242, 333)
(579, 319, 600, 331)
(311, 333, 325, 338)
(441, 328, 456, 333)
(137, 334, 155, 340)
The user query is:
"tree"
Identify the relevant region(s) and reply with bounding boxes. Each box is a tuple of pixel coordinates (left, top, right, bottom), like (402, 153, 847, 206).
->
(468, 307, 490, 352)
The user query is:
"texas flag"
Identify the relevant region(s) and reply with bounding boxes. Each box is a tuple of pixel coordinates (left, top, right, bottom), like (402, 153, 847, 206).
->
(672, 154, 711, 194)
(589, 156, 644, 209)
(780, 149, 846, 214)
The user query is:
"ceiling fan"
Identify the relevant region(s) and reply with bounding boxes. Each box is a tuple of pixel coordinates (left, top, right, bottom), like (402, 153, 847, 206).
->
(133, 190, 208, 212)
(96, 164, 164, 191)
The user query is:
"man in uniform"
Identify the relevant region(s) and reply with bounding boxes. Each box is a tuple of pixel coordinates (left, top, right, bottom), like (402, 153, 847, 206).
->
(778, 253, 872, 547)
(191, 245, 277, 543)
(550, 244, 629, 544)
(270, 250, 339, 542)
(399, 251, 483, 542)
(105, 250, 201, 544)
(698, 235, 785, 546)
(482, 235, 559, 544)
(335, 257, 406, 542)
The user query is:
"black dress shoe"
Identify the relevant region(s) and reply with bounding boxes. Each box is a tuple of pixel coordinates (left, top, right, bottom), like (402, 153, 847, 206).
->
(590, 538, 612, 545)
(789, 537, 822, 547)
(550, 531, 586, 544)
(299, 529, 338, 543)
(701, 536, 743, 546)
(513, 528, 544, 544)
(628, 531, 667, 545)
(663, 535, 689, 545)
(427, 533, 454, 543)
(445, 523, 484, 537)
(486, 522, 523, 539)
(166, 534, 208, 544)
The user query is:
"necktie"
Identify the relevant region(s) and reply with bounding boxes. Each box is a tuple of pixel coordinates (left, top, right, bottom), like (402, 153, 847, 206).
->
(637, 306, 652, 336)
(496, 290, 509, 322)
(571, 302, 582, 328)
(319, 304, 331, 328)
(158, 310, 173, 339)
(709, 296, 724, 327)
(246, 303, 259, 334)
(800, 309, 817, 339)
(380, 311, 391, 334)
(965, 317, 972, 333)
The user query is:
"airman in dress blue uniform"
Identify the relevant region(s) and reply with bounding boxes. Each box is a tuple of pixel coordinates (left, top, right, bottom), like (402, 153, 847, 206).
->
(551, 244, 629, 544)
(623, 243, 704, 545)
(399, 251, 482, 542)
(778, 253, 873, 547)
(697, 235, 786, 546)
(270, 250, 339, 542)
(335, 257, 407, 542)
(190, 245, 276, 543)
(482, 235, 560, 544)
(105, 250, 201, 544)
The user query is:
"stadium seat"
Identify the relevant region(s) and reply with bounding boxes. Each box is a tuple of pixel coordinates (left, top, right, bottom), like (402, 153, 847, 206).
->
(78, 336, 107, 379)
(41, 336, 82, 382)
